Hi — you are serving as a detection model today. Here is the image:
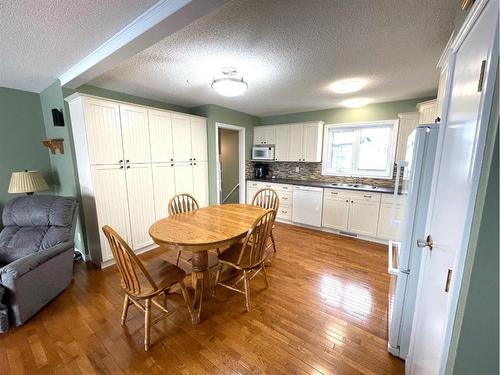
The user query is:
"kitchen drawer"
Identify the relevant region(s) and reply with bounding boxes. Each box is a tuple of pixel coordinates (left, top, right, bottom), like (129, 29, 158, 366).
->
(381, 193, 405, 205)
(276, 204, 292, 221)
(247, 181, 265, 189)
(349, 191, 381, 203)
(324, 188, 351, 199)
(277, 191, 292, 204)
(275, 183, 292, 192)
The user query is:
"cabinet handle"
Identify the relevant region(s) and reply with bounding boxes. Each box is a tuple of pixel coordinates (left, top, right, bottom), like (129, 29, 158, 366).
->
(189, 158, 192, 161)
(331, 192, 338, 195)
(363, 195, 372, 198)
(119, 160, 123, 163)
(126, 166, 130, 169)
(282, 210, 287, 214)
(171, 164, 174, 166)
(170, 158, 173, 161)
(126, 159, 130, 162)
(282, 197, 288, 200)
(345, 199, 348, 202)
(351, 200, 354, 203)
(190, 163, 193, 165)
(119, 166, 124, 169)
(193, 158, 196, 161)
(193, 162, 197, 165)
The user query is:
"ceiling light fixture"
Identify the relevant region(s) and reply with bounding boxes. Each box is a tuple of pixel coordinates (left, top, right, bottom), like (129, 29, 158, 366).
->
(330, 78, 366, 94)
(211, 67, 248, 97)
(342, 98, 370, 108)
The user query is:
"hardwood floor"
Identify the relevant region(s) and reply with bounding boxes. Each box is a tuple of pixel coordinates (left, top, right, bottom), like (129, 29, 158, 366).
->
(0, 223, 404, 374)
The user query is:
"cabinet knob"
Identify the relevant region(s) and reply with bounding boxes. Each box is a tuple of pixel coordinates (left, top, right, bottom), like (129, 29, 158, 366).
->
(189, 158, 192, 161)
(171, 164, 174, 166)
(126, 166, 130, 169)
(120, 166, 124, 169)
(119, 160, 123, 163)
(345, 199, 348, 202)
(170, 158, 173, 161)
(193, 162, 197, 165)
(351, 200, 354, 203)
(190, 163, 193, 165)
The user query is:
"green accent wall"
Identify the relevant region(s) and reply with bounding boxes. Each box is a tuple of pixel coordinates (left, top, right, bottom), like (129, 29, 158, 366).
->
(0, 87, 51, 217)
(190, 104, 259, 204)
(258, 97, 435, 125)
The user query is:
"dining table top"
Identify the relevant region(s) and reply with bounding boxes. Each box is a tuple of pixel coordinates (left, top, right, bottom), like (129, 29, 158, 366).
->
(149, 204, 268, 251)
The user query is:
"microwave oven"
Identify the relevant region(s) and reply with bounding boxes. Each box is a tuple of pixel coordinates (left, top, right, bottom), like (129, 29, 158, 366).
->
(252, 145, 275, 161)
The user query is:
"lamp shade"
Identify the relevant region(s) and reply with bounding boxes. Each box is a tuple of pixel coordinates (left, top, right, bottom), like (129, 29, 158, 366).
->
(8, 171, 49, 194)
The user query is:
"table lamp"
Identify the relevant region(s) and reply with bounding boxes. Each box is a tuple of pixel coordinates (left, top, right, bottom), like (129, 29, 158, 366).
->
(8, 171, 49, 195)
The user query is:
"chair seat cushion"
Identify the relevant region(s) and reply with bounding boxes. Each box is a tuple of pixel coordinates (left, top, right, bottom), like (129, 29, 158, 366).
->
(125, 258, 186, 298)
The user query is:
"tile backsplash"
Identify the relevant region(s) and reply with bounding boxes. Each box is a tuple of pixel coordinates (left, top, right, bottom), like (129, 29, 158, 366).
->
(246, 161, 396, 188)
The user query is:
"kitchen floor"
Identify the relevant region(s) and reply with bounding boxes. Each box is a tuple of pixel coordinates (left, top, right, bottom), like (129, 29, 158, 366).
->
(0, 223, 404, 374)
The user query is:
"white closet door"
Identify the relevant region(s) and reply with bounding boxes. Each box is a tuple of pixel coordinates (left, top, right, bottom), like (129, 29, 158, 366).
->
(125, 164, 156, 250)
(275, 125, 290, 161)
(120, 104, 151, 164)
(302, 123, 322, 162)
(91, 165, 130, 261)
(289, 124, 304, 161)
(190, 118, 208, 162)
(83, 98, 123, 165)
(152, 163, 176, 220)
(149, 110, 173, 162)
(174, 163, 194, 195)
(193, 162, 209, 207)
(172, 114, 192, 161)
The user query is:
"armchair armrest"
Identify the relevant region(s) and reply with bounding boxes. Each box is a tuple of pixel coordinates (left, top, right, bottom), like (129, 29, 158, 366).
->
(0, 242, 74, 280)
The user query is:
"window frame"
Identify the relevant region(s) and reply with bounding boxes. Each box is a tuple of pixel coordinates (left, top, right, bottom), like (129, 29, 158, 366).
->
(321, 119, 399, 179)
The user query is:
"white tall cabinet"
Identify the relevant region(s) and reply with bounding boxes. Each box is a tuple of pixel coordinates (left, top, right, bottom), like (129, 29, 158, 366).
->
(67, 94, 209, 267)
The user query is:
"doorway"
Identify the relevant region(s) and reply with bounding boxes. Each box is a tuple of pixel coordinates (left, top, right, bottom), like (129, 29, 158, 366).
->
(215, 123, 246, 204)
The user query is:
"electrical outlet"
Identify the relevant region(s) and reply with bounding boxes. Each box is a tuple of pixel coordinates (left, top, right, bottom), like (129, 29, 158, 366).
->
(295, 166, 300, 173)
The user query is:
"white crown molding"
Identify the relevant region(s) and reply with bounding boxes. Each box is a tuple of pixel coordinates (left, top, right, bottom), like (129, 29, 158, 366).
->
(59, 0, 227, 88)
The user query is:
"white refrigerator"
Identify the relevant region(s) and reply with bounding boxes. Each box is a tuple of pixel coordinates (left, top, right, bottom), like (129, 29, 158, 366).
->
(387, 124, 439, 359)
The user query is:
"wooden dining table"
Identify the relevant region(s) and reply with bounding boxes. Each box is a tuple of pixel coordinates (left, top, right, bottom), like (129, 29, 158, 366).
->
(149, 203, 267, 324)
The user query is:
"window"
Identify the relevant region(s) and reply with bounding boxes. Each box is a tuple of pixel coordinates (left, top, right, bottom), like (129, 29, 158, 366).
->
(322, 120, 398, 178)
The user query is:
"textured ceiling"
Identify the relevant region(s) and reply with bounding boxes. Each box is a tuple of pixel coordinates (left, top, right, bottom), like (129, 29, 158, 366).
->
(89, 0, 458, 116)
(0, 0, 157, 92)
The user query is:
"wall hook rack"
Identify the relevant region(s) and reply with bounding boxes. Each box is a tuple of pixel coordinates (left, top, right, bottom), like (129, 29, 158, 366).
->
(42, 138, 64, 154)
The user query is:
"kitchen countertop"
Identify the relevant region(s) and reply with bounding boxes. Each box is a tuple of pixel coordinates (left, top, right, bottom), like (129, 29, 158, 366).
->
(246, 178, 396, 194)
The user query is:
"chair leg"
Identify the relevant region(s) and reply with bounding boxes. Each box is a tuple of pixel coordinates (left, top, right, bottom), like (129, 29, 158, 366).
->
(212, 263, 223, 298)
(179, 280, 193, 320)
(121, 295, 130, 325)
(261, 264, 269, 289)
(243, 270, 251, 312)
(144, 298, 151, 351)
(176, 250, 181, 266)
(270, 231, 277, 254)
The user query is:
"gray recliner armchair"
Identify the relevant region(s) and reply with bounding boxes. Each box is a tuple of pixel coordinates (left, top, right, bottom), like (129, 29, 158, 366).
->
(0, 195, 78, 327)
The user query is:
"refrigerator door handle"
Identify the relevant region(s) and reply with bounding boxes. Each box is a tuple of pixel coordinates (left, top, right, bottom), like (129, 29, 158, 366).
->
(388, 240, 401, 275)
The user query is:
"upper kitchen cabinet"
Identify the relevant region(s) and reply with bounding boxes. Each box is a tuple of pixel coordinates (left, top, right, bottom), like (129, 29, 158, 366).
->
(255, 121, 324, 162)
(171, 113, 208, 162)
(254, 126, 276, 145)
(417, 99, 438, 124)
(395, 112, 420, 162)
(148, 109, 173, 162)
(120, 104, 151, 164)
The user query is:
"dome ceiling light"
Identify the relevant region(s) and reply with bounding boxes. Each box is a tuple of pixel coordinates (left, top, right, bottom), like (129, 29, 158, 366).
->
(211, 67, 248, 97)
(330, 78, 367, 94)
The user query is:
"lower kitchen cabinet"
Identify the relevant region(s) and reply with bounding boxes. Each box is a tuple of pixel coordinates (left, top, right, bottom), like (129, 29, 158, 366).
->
(246, 181, 293, 222)
(377, 203, 404, 240)
(322, 191, 349, 231)
(348, 199, 380, 237)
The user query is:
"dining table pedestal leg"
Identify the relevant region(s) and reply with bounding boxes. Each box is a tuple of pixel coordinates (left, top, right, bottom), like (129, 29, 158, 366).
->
(190, 250, 209, 324)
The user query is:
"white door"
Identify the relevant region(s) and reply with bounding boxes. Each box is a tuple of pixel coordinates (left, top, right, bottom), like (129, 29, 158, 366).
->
(190, 118, 208, 162)
(148, 110, 173, 163)
(275, 125, 290, 161)
(264, 127, 276, 145)
(83, 98, 123, 165)
(125, 164, 156, 250)
(90, 165, 130, 262)
(302, 123, 321, 162)
(289, 124, 304, 161)
(322, 197, 349, 231)
(171, 114, 192, 161)
(152, 163, 176, 220)
(254, 127, 265, 144)
(408, 2, 498, 374)
(348, 200, 379, 236)
(119, 104, 151, 164)
(174, 163, 194, 195)
(193, 162, 209, 207)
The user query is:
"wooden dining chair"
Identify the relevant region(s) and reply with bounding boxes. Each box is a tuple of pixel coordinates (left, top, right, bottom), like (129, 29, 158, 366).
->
(168, 193, 200, 266)
(102, 225, 193, 351)
(251, 188, 279, 254)
(212, 209, 276, 312)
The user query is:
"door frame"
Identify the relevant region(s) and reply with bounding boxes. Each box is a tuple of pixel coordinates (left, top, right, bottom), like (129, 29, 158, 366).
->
(407, 0, 498, 372)
(215, 122, 246, 204)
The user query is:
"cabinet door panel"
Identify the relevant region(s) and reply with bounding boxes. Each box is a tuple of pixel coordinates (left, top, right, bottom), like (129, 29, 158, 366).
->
(84, 99, 123, 165)
(174, 164, 194, 195)
(152, 163, 176, 220)
(120, 104, 151, 163)
(275, 126, 290, 161)
(254, 127, 265, 145)
(247, 188, 258, 204)
(125, 164, 156, 250)
(264, 127, 276, 144)
(191, 118, 208, 162)
(348, 201, 379, 236)
(149, 110, 173, 162)
(377, 204, 403, 240)
(91, 165, 130, 261)
(322, 198, 349, 230)
(172, 114, 192, 161)
(289, 125, 304, 161)
(303, 123, 322, 162)
(193, 162, 209, 207)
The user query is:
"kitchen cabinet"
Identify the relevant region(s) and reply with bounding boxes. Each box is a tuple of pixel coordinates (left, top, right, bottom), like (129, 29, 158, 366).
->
(322, 190, 350, 230)
(348, 197, 380, 236)
(274, 125, 290, 161)
(417, 99, 438, 124)
(395, 112, 420, 162)
(246, 181, 293, 222)
(302, 123, 323, 162)
(152, 163, 176, 219)
(120, 104, 151, 163)
(289, 125, 304, 161)
(149, 110, 173, 162)
(171, 114, 192, 161)
(254, 126, 276, 145)
(377, 194, 405, 240)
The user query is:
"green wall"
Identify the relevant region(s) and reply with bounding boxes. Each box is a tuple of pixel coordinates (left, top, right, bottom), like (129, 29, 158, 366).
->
(190, 104, 259, 203)
(258, 97, 434, 125)
(0, 87, 52, 217)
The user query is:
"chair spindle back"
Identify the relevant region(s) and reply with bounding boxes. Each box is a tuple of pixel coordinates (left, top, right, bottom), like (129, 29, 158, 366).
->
(168, 193, 199, 216)
(251, 188, 279, 211)
(237, 209, 276, 268)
